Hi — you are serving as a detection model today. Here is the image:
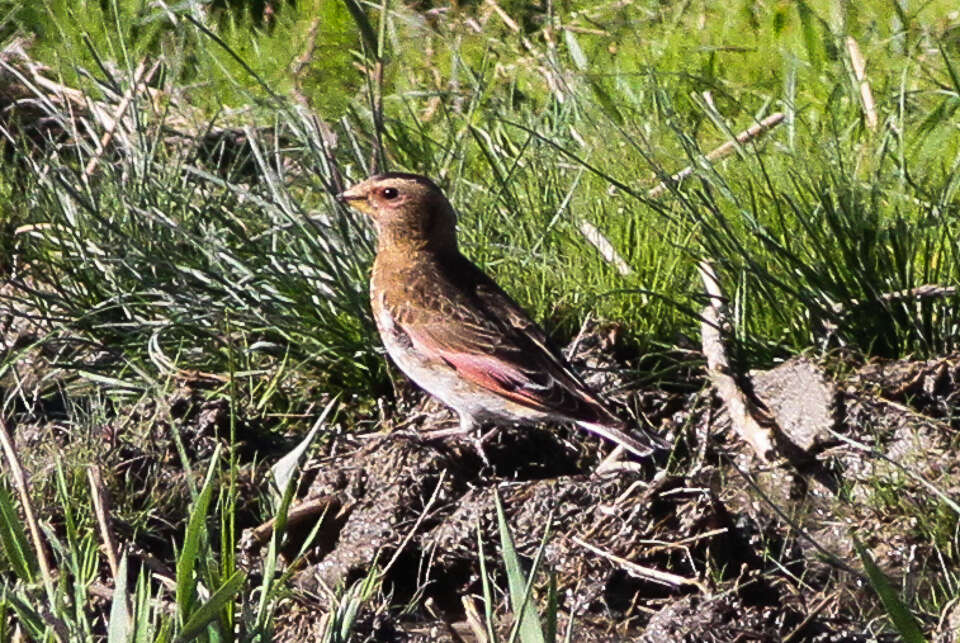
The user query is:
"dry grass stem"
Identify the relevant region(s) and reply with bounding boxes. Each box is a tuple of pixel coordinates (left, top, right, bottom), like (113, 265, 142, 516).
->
(846, 37, 878, 131)
(291, 17, 322, 109)
(648, 112, 785, 198)
(831, 283, 959, 315)
(0, 417, 58, 601)
(486, 0, 520, 33)
(697, 261, 777, 462)
(82, 58, 157, 177)
(86, 466, 122, 582)
(572, 536, 705, 590)
(381, 469, 447, 578)
(578, 220, 633, 275)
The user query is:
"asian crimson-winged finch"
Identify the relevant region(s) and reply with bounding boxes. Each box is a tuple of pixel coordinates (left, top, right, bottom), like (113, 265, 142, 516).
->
(339, 173, 667, 457)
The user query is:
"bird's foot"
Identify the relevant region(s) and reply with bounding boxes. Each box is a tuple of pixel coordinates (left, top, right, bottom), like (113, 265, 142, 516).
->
(414, 426, 474, 441)
(410, 424, 499, 469)
(469, 435, 492, 469)
(594, 445, 646, 475)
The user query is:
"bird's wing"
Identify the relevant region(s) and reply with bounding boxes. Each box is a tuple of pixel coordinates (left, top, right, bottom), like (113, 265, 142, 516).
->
(389, 255, 619, 425)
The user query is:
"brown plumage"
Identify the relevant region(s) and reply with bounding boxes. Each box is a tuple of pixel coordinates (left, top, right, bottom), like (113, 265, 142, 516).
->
(339, 172, 667, 457)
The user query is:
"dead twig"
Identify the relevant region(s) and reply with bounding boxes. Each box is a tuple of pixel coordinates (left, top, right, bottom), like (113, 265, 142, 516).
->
(245, 494, 344, 547)
(83, 59, 159, 178)
(698, 260, 777, 462)
(461, 595, 490, 643)
(846, 37, 878, 131)
(572, 536, 705, 590)
(782, 591, 838, 642)
(595, 446, 645, 474)
(648, 112, 784, 198)
(88, 581, 177, 615)
(577, 220, 633, 276)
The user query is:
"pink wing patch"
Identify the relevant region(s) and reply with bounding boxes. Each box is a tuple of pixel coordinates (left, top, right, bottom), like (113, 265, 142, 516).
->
(403, 324, 551, 411)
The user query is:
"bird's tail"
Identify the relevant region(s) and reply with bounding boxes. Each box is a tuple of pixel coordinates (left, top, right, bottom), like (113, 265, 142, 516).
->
(577, 420, 671, 458)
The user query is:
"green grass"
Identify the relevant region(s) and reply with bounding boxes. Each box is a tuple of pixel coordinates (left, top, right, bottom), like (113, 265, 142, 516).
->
(4, 0, 959, 380)
(0, 0, 361, 116)
(0, 0, 958, 639)
(0, 378, 345, 641)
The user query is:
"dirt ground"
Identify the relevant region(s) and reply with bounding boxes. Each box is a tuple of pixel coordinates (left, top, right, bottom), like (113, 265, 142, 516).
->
(228, 339, 959, 640)
(265, 349, 959, 642)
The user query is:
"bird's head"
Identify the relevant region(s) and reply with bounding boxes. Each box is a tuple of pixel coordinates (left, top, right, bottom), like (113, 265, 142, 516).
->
(339, 173, 457, 252)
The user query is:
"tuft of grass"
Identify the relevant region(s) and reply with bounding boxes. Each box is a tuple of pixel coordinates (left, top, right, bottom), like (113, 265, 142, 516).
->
(473, 490, 565, 643)
(0, 358, 329, 640)
(5, 60, 385, 405)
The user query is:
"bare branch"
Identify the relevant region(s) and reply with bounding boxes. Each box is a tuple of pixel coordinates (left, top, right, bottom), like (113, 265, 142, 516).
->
(648, 113, 785, 198)
(698, 261, 777, 462)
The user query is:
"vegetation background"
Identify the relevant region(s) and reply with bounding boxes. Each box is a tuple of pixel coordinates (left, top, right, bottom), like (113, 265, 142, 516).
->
(0, 0, 957, 640)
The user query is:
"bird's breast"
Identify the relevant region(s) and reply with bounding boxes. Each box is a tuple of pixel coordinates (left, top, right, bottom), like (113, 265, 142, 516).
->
(372, 291, 414, 353)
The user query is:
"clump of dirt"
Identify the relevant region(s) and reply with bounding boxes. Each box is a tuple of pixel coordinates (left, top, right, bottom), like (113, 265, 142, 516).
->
(245, 346, 960, 641)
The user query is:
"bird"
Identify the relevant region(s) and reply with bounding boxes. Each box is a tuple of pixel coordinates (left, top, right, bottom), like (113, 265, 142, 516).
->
(339, 172, 668, 458)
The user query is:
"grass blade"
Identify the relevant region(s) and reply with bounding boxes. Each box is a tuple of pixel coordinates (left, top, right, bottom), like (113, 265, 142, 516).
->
(495, 490, 545, 643)
(176, 569, 246, 642)
(0, 484, 37, 583)
(852, 536, 925, 642)
(476, 520, 498, 642)
(341, 0, 379, 56)
(107, 553, 131, 643)
(176, 444, 222, 622)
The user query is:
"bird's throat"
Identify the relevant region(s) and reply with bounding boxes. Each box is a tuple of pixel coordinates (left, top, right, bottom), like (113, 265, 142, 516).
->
(376, 226, 457, 256)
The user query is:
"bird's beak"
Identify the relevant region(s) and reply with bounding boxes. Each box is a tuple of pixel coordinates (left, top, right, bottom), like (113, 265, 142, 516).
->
(337, 183, 373, 215)
(337, 186, 364, 202)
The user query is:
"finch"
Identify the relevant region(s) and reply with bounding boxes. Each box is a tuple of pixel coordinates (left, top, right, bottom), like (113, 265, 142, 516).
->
(339, 173, 667, 457)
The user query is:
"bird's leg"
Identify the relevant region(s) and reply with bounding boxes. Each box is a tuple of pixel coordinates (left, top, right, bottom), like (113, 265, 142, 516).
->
(414, 411, 474, 440)
(406, 413, 495, 467)
(414, 425, 471, 440)
(456, 415, 493, 468)
(412, 414, 491, 466)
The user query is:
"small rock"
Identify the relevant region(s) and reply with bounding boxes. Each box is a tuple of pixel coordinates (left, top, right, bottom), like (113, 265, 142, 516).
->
(751, 358, 837, 451)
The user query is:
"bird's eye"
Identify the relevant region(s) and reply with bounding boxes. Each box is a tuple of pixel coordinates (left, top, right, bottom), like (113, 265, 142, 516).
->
(381, 187, 399, 199)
